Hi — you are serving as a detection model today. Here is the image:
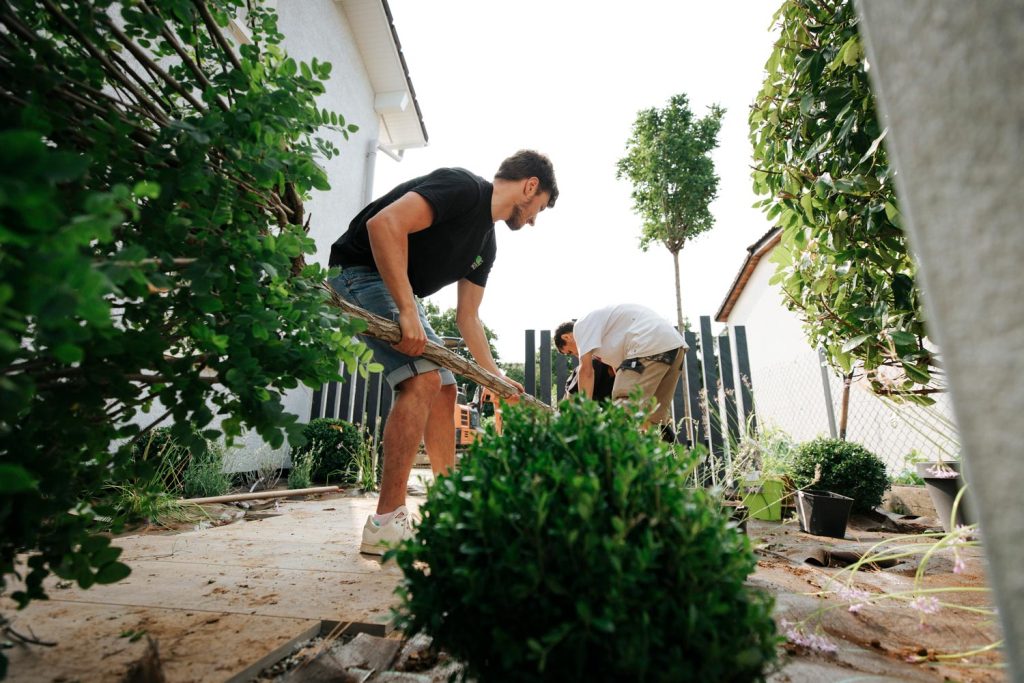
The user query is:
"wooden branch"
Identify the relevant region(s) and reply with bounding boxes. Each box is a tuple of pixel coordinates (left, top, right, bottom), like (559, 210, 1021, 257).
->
(36, 0, 169, 125)
(106, 43, 174, 117)
(192, 0, 243, 72)
(138, 0, 229, 112)
(99, 257, 198, 269)
(322, 284, 551, 412)
(100, 12, 207, 113)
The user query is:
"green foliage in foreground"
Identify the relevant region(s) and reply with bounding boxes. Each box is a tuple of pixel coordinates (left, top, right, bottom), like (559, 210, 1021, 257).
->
(790, 437, 890, 513)
(395, 398, 778, 682)
(1, 0, 375, 614)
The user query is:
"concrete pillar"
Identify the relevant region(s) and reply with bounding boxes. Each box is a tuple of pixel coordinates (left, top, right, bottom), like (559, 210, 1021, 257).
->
(855, 2, 1024, 677)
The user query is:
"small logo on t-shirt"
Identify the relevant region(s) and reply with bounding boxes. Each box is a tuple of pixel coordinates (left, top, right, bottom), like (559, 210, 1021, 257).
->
(470, 255, 483, 271)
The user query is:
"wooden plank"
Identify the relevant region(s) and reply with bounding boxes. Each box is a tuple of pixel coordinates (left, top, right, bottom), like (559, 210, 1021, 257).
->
(672, 373, 686, 444)
(524, 329, 536, 397)
(2, 601, 322, 683)
(684, 329, 703, 449)
(365, 372, 382, 435)
(324, 380, 339, 421)
(733, 325, 757, 437)
(700, 316, 724, 484)
(310, 385, 324, 421)
(377, 385, 393, 438)
(539, 330, 552, 405)
(718, 333, 740, 448)
(555, 352, 568, 402)
(281, 633, 402, 683)
(338, 370, 353, 422)
(353, 372, 368, 425)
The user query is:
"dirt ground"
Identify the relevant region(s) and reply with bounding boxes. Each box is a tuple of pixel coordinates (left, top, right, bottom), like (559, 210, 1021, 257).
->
(750, 512, 1004, 682)
(245, 505, 1006, 683)
(1, 485, 1006, 682)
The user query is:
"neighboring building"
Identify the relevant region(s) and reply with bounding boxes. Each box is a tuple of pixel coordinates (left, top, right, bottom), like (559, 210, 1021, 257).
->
(715, 228, 959, 474)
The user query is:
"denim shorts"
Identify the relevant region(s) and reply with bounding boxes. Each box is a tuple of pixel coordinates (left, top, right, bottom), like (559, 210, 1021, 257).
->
(328, 266, 455, 390)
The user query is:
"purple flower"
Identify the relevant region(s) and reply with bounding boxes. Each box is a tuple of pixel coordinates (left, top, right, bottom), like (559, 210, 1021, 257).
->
(909, 596, 941, 615)
(780, 619, 839, 654)
(837, 585, 871, 613)
(926, 464, 958, 479)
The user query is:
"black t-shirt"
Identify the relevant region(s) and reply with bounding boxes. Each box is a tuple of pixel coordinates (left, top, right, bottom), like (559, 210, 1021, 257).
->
(329, 167, 496, 297)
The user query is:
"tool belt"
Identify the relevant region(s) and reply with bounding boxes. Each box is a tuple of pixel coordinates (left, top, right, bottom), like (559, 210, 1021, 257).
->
(617, 347, 683, 373)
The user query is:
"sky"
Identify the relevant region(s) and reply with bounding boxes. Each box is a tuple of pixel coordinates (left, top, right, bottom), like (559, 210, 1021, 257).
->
(371, 1, 784, 364)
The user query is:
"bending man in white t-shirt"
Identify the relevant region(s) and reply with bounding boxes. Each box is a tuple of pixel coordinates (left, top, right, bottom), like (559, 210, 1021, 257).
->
(554, 304, 688, 429)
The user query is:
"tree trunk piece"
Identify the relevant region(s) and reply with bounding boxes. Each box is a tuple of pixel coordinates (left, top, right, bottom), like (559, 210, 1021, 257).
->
(323, 284, 550, 412)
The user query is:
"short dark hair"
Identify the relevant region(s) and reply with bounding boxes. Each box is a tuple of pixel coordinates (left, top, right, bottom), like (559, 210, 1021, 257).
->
(495, 150, 559, 208)
(554, 320, 575, 350)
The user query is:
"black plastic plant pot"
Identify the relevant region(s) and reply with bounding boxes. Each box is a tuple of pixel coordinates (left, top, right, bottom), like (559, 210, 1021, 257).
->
(796, 490, 853, 539)
(916, 461, 973, 532)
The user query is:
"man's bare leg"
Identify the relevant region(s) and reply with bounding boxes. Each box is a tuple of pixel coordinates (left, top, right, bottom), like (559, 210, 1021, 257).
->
(424, 383, 457, 476)
(376, 371, 441, 514)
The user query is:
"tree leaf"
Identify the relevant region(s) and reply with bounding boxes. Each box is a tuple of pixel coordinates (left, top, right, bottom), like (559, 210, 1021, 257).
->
(0, 464, 38, 493)
(95, 562, 132, 584)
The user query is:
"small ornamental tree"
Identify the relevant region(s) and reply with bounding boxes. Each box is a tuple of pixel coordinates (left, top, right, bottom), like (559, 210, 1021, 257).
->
(617, 93, 725, 332)
(749, 0, 939, 404)
(395, 398, 778, 682)
(0, 0, 375, 620)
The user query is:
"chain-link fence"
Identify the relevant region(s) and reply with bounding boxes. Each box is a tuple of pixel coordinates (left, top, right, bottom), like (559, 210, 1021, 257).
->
(748, 347, 959, 476)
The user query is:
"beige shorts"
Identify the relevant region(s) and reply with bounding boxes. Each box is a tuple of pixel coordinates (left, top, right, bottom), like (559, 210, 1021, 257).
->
(612, 347, 686, 425)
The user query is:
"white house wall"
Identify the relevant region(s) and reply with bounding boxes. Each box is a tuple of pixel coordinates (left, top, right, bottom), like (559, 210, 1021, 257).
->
(725, 255, 835, 446)
(276, 1, 382, 267)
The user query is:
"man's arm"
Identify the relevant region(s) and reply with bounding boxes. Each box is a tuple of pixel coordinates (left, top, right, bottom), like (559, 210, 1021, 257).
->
(456, 279, 525, 393)
(578, 351, 596, 398)
(366, 192, 434, 357)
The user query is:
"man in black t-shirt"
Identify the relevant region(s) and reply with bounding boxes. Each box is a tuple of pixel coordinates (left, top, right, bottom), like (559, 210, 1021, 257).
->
(328, 150, 558, 554)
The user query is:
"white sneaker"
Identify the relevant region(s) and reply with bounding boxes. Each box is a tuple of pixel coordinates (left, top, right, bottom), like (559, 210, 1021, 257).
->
(360, 505, 413, 555)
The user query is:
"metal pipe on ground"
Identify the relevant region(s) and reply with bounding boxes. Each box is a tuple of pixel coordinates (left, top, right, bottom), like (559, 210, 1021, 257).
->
(180, 486, 340, 506)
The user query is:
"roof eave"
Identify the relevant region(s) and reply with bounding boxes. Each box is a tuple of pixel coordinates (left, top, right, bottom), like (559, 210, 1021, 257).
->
(337, 0, 428, 151)
(714, 227, 783, 323)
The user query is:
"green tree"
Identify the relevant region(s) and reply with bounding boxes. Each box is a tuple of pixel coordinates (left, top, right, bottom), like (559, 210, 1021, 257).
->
(617, 94, 725, 331)
(0, 0, 372, 620)
(749, 0, 938, 404)
(422, 299, 498, 399)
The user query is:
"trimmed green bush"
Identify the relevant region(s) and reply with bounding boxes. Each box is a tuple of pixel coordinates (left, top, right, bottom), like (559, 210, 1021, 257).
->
(296, 418, 363, 485)
(790, 438, 890, 513)
(394, 398, 778, 682)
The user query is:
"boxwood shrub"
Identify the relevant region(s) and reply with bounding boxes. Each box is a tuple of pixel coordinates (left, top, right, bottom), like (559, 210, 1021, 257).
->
(394, 398, 777, 682)
(790, 438, 889, 513)
(295, 418, 363, 485)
